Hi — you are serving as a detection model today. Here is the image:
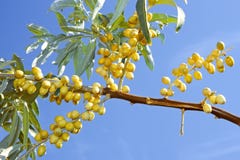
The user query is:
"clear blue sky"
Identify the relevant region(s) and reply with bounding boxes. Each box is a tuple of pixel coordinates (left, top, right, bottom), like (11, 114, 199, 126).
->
(1, 1, 240, 160)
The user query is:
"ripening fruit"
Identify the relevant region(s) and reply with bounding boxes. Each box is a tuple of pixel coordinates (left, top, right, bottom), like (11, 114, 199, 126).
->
(55, 116, 65, 123)
(27, 85, 37, 94)
(60, 85, 69, 96)
(34, 133, 42, 142)
(71, 110, 81, 120)
(160, 88, 168, 96)
(85, 102, 93, 111)
(41, 80, 51, 89)
(161, 76, 171, 85)
(64, 91, 74, 102)
(184, 73, 192, 84)
(37, 144, 46, 157)
(73, 120, 82, 129)
(202, 87, 212, 97)
(61, 75, 70, 85)
(81, 111, 90, 121)
(55, 139, 63, 149)
(98, 106, 106, 115)
(61, 132, 70, 142)
(173, 79, 182, 88)
(32, 66, 42, 75)
(84, 92, 92, 101)
(106, 32, 113, 41)
(216, 41, 225, 51)
(122, 85, 130, 93)
(39, 87, 48, 96)
(202, 103, 212, 113)
(187, 57, 195, 66)
(216, 94, 226, 104)
(39, 130, 49, 139)
(88, 111, 95, 121)
(192, 52, 201, 62)
(225, 56, 234, 67)
(57, 119, 67, 128)
(207, 63, 215, 74)
(166, 89, 174, 97)
(125, 72, 134, 80)
(193, 71, 202, 80)
(53, 127, 62, 137)
(209, 94, 217, 104)
(49, 134, 59, 144)
(71, 75, 80, 83)
(65, 122, 74, 132)
(14, 70, 24, 79)
(179, 83, 187, 92)
(131, 52, 140, 61)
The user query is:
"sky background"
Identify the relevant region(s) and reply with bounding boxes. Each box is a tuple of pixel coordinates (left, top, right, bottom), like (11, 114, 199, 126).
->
(1, 0, 240, 160)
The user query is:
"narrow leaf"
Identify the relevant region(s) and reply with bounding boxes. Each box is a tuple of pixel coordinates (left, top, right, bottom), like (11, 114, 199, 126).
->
(84, 0, 97, 11)
(154, 0, 176, 6)
(0, 60, 15, 69)
(151, 13, 177, 24)
(0, 144, 22, 159)
(107, 0, 129, 28)
(176, 6, 185, 32)
(29, 108, 41, 132)
(50, 0, 76, 12)
(92, 0, 105, 21)
(86, 60, 94, 79)
(27, 24, 49, 36)
(110, 14, 125, 31)
(22, 103, 30, 149)
(26, 41, 41, 54)
(55, 12, 68, 32)
(8, 110, 21, 146)
(12, 54, 24, 71)
(0, 80, 8, 94)
(141, 45, 154, 70)
(136, 0, 151, 44)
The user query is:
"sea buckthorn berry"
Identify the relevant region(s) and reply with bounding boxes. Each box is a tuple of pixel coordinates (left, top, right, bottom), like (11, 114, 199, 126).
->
(161, 76, 171, 85)
(34, 73, 44, 81)
(126, 62, 136, 72)
(111, 43, 119, 51)
(202, 87, 212, 97)
(41, 80, 51, 89)
(202, 103, 212, 113)
(88, 111, 95, 121)
(166, 89, 174, 97)
(49, 84, 57, 94)
(60, 85, 69, 96)
(216, 58, 224, 68)
(122, 85, 130, 93)
(195, 59, 203, 68)
(71, 110, 81, 119)
(173, 79, 182, 88)
(179, 63, 188, 74)
(92, 104, 100, 112)
(73, 80, 83, 89)
(225, 56, 234, 67)
(149, 29, 157, 38)
(53, 127, 62, 137)
(34, 133, 42, 142)
(39, 87, 49, 96)
(160, 88, 168, 96)
(50, 124, 57, 131)
(81, 111, 90, 121)
(61, 132, 70, 142)
(106, 32, 113, 41)
(106, 77, 114, 85)
(49, 134, 59, 144)
(179, 83, 187, 92)
(57, 119, 67, 128)
(64, 91, 74, 102)
(192, 52, 201, 62)
(39, 130, 49, 139)
(193, 71, 202, 80)
(84, 92, 92, 101)
(123, 29, 132, 38)
(99, 35, 108, 43)
(147, 12, 153, 21)
(131, 52, 140, 61)
(128, 38, 138, 46)
(72, 93, 81, 103)
(32, 66, 42, 75)
(98, 106, 106, 115)
(110, 83, 118, 91)
(27, 85, 37, 94)
(55, 139, 63, 149)
(14, 70, 24, 79)
(211, 49, 220, 58)
(65, 122, 74, 132)
(187, 57, 195, 65)
(207, 63, 215, 74)
(55, 116, 65, 123)
(98, 48, 105, 55)
(61, 75, 70, 85)
(85, 102, 93, 111)
(209, 94, 217, 104)
(37, 144, 46, 157)
(125, 71, 134, 80)
(56, 96, 62, 105)
(216, 41, 225, 51)
(73, 120, 83, 129)
(216, 94, 226, 104)
(128, 14, 138, 24)
(71, 75, 80, 83)
(184, 73, 192, 84)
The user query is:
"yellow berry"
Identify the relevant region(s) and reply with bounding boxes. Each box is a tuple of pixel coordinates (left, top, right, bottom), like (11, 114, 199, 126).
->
(32, 66, 42, 75)
(64, 91, 74, 102)
(225, 56, 234, 67)
(41, 80, 51, 89)
(49, 134, 59, 144)
(216, 41, 225, 50)
(207, 63, 215, 74)
(14, 70, 24, 79)
(84, 92, 92, 101)
(179, 83, 187, 92)
(106, 32, 113, 41)
(27, 85, 37, 94)
(125, 72, 134, 80)
(81, 112, 90, 121)
(85, 102, 93, 111)
(57, 119, 67, 128)
(55, 139, 63, 149)
(184, 73, 192, 84)
(65, 122, 74, 132)
(166, 89, 174, 97)
(98, 106, 106, 115)
(161, 76, 171, 85)
(61, 75, 70, 85)
(192, 52, 201, 62)
(122, 85, 130, 93)
(209, 94, 217, 104)
(39, 130, 49, 139)
(131, 52, 140, 62)
(216, 94, 226, 104)
(160, 88, 168, 96)
(37, 144, 46, 157)
(55, 116, 65, 123)
(73, 120, 83, 129)
(61, 132, 70, 142)
(202, 87, 212, 97)
(39, 87, 48, 96)
(53, 127, 62, 137)
(202, 103, 212, 113)
(193, 71, 202, 80)
(49, 124, 57, 131)
(34, 133, 42, 142)
(72, 93, 81, 102)
(88, 111, 95, 121)
(60, 85, 69, 96)
(71, 110, 81, 120)
(71, 75, 80, 83)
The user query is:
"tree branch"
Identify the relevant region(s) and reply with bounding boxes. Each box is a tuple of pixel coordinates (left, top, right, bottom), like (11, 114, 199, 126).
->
(102, 88, 240, 126)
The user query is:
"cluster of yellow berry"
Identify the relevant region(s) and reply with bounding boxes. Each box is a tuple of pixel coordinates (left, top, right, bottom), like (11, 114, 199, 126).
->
(12, 67, 108, 156)
(96, 12, 157, 92)
(160, 41, 234, 97)
(201, 87, 226, 113)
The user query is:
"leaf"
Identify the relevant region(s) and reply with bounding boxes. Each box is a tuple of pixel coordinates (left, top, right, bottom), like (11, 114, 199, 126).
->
(0, 144, 22, 159)
(151, 13, 177, 24)
(7, 110, 21, 146)
(55, 12, 68, 32)
(92, 0, 105, 21)
(73, 39, 96, 76)
(86, 59, 94, 79)
(22, 103, 30, 149)
(30, 100, 39, 116)
(12, 54, 24, 71)
(107, 0, 129, 28)
(136, 0, 151, 44)
(0, 80, 8, 94)
(0, 109, 12, 127)
(21, 82, 41, 104)
(176, 6, 185, 32)
(29, 107, 41, 132)
(110, 14, 125, 31)
(50, 0, 76, 12)
(25, 40, 42, 54)
(84, 0, 97, 11)
(0, 60, 15, 69)
(158, 33, 165, 43)
(153, 0, 176, 6)
(141, 45, 155, 70)
(27, 24, 49, 36)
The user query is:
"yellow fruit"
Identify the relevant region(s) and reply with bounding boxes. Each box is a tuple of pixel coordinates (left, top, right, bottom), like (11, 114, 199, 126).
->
(39, 87, 48, 96)
(192, 52, 201, 62)
(71, 75, 80, 83)
(81, 112, 90, 121)
(61, 132, 70, 142)
(37, 144, 46, 157)
(211, 49, 220, 58)
(73, 120, 83, 129)
(99, 35, 108, 43)
(122, 85, 130, 93)
(61, 75, 69, 85)
(184, 73, 192, 84)
(92, 104, 100, 112)
(111, 43, 119, 51)
(202, 87, 212, 97)
(106, 32, 113, 41)
(225, 56, 234, 67)
(131, 52, 140, 62)
(128, 38, 138, 46)
(60, 85, 69, 96)
(39, 130, 49, 139)
(49, 134, 59, 144)
(209, 95, 217, 104)
(14, 70, 24, 79)
(166, 89, 174, 97)
(72, 93, 81, 102)
(125, 72, 134, 80)
(32, 66, 42, 75)
(193, 71, 202, 80)
(147, 12, 153, 21)
(55, 139, 63, 149)
(126, 63, 136, 72)
(207, 63, 215, 74)
(160, 88, 168, 96)
(65, 122, 74, 132)
(64, 91, 74, 102)
(57, 119, 67, 128)
(49, 84, 57, 94)
(216, 94, 226, 104)
(179, 83, 187, 92)
(34, 133, 42, 142)
(98, 106, 106, 115)
(41, 80, 51, 89)
(34, 73, 44, 81)
(49, 123, 57, 131)
(84, 92, 92, 101)
(55, 116, 65, 123)
(110, 83, 118, 91)
(88, 111, 95, 121)
(71, 110, 81, 120)
(187, 57, 195, 65)
(216, 41, 225, 50)
(161, 76, 171, 85)
(27, 85, 37, 94)
(53, 127, 62, 137)
(202, 103, 212, 113)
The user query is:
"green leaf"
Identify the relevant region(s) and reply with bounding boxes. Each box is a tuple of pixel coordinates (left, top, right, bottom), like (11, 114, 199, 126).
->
(0, 109, 12, 127)
(141, 45, 154, 70)
(153, 0, 176, 6)
(176, 6, 185, 32)
(84, 0, 97, 11)
(55, 12, 68, 32)
(151, 13, 177, 24)
(26, 40, 42, 54)
(0, 60, 15, 69)
(158, 33, 165, 43)
(86, 59, 94, 80)
(50, 0, 76, 12)
(107, 0, 129, 28)
(27, 24, 49, 36)
(0, 143, 22, 160)
(73, 39, 96, 76)
(22, 103, 30, 149)
(29, 107, 41, 132)
(30, 100, 39, 116)
(0, 80, 8, 94)
(92, 0, 105, 21)
(110, 14, 126, 31)
(8, 110, 21, 146)
(136, 0, 151, 44)
(12, 54, 24, 71)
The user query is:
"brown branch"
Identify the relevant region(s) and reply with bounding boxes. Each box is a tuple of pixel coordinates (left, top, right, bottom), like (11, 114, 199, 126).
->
(102, 88, 240, 126)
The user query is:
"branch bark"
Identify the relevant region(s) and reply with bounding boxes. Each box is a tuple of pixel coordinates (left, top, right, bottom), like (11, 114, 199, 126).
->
(102, 88, 240, 126)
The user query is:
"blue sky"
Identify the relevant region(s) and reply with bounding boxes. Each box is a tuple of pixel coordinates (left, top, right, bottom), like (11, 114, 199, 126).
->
(1, 0, 240, 160)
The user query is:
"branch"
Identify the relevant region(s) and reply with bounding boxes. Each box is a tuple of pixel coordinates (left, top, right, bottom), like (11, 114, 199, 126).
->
(102, 88, 240, 126)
